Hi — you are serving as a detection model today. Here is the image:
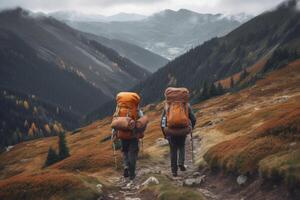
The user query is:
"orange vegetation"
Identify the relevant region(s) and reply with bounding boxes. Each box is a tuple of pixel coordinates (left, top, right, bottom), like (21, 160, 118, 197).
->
(0, 60, 300, 199)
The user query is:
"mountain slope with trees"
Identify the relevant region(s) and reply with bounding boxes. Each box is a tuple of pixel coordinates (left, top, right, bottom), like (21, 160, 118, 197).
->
(134, 1, 300, 105)
(86, 0, 300, 122)
(0, 8, 149, 102)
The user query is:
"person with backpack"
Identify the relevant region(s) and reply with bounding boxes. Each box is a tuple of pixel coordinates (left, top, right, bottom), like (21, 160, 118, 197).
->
(111, 92, 148, 181)
(161, 87, 196, 177)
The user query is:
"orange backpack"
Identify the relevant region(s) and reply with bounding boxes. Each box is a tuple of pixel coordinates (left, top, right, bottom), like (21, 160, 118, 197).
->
(164, 87, 189, 128)
(113, 92, 140, 139)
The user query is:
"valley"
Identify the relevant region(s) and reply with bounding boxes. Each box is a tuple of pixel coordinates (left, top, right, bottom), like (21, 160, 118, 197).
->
(0, 1, 300, 199)
(0, 59, 299, 200)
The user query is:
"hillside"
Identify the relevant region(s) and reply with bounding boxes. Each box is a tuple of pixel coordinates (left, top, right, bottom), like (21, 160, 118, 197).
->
(0, 88, 79, 150)
(85, 1, 300, 122)
(133, 2, 300, 105)
(66, 9, 242, 59)
(0, 8, 149, 105)
(82, 32, 168, 72)
(0, 58, 299, 200)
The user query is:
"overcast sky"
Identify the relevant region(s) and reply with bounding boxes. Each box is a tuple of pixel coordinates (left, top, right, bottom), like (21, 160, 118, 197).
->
(0, 0, 287, 16)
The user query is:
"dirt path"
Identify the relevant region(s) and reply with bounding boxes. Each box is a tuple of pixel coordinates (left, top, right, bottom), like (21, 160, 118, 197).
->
(102, 135, 219, 200)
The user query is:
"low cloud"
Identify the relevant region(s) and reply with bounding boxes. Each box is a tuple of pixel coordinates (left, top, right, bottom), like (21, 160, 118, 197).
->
(0, 0, 291, 16)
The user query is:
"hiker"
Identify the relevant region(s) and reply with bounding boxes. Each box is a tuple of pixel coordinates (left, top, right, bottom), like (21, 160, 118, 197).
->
(111, 92, 148, 180)
(161, 87, 196, 177)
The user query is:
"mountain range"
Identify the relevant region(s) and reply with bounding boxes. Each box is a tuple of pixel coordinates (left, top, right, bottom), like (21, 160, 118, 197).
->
(87, 0, 300, 121)
(61, 9, 248, 59)
(49, 10, 147, 22)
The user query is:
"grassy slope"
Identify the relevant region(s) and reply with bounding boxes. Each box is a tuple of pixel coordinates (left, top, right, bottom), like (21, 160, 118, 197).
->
(0, 60, 299, 199)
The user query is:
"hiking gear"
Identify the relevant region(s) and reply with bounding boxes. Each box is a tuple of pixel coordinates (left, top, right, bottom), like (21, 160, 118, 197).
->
(191, 132, 194, 164)
(114, 92, 140, 120)
(130, 173, 136, 180)
(164, 126, 192, 137)
(123, 168, 129, 178)
(161, 116, 167, 128)
(112, 92, 140, 140)
(111, 117, 135, 131)
(179, 165, 186, 171)
(172, 171, 178, 177)
(164, 87, 190, 130)
(136, 115, 148, 139)
(135, 115, 148, 131)
(112, 140, 118, 169)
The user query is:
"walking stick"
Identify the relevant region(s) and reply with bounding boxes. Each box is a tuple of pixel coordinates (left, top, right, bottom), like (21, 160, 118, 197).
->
(111, 134, 118, 169)
(191, 131, 194, 164)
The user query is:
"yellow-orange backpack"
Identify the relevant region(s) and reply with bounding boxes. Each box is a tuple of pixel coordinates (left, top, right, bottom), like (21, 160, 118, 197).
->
(164, 87, 190, 129)
(112, 92, 140, 139)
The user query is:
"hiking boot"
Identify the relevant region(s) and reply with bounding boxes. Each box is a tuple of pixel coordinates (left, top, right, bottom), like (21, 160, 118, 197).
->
(129, 174, 136, 180)
(172, 171, 178, 177)
(123, 168, 129, 178)
(179, 165, 186, 171)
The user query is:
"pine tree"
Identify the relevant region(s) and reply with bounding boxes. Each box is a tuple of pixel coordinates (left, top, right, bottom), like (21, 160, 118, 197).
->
(201, 81, 209, 100)
(217, 82, 224, 95)
(209, 83, 218, 97)
(58, 132, 70, 159)
(230, 77, 235, 89)
(44, 147, 59, 167)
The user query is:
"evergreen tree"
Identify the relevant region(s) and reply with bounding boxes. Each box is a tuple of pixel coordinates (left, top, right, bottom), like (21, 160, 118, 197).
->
(217, 83, 224, 95)
(58, 132, 70, 159)
(201, 81, 209, 100)
(240, 69, 249, 81)
(230, 77, 235, 89)
(44, 147, 59, 167)
(209, 83, 218, 97)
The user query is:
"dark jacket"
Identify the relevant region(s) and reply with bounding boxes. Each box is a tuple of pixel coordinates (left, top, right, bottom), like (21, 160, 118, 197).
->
(160, 104, 196, 137)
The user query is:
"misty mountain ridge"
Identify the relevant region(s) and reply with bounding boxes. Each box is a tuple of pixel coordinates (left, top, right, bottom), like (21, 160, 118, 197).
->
(87, 0, 300, 121)
(49, 10, 147, 22)
(61, 9, 249, 59)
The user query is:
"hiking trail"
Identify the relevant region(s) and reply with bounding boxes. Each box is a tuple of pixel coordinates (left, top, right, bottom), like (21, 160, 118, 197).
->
(102, 134, 219, 200)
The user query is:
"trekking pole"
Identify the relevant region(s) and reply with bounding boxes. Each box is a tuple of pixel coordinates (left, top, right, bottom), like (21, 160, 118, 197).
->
(191, 131, 194, 165)
(141, 138, 144, 156)
(112, 141, 118, 169)
(111, 134, 118, 169)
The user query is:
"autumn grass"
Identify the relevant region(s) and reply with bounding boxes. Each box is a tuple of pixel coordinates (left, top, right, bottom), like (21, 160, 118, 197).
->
(0, 171, 102, 200)
(203, 61, 300, 190)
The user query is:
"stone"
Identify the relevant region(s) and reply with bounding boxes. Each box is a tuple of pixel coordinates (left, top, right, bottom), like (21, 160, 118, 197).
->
(192, 172, 201, 178)
(237, 175, 247, 185)
(96, 184, 103, 192)
(5, 145, 14, 152)
(142, 176, 159, 186)
(155, 138, 169, 147)
(290, 142, 297, 147)
(183, 176, 205, 186)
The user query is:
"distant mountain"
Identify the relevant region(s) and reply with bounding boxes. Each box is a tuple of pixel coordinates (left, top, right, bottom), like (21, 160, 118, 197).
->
(66, 9, 243, 59)
(86, 0, 300, 121)
(106, 13, 147, 22)
(0, 8, 149, 114)
(134, 2, 300, 104)
(49, 11, 146, 22)
(82, 33, 168, 72)
(48, 10, 106, 22)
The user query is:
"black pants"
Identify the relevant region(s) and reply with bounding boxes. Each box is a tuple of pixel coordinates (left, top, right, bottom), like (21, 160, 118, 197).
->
(168, 136, 186, 173)
(121, 138, 139, 178)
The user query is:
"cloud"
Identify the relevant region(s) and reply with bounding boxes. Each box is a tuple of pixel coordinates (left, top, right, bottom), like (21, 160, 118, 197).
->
(0, 0, 290, 16)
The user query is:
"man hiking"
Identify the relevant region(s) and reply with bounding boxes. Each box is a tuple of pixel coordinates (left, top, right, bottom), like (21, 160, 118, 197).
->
(111, 92, 148, 181)
(161, 87, 196, 177)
